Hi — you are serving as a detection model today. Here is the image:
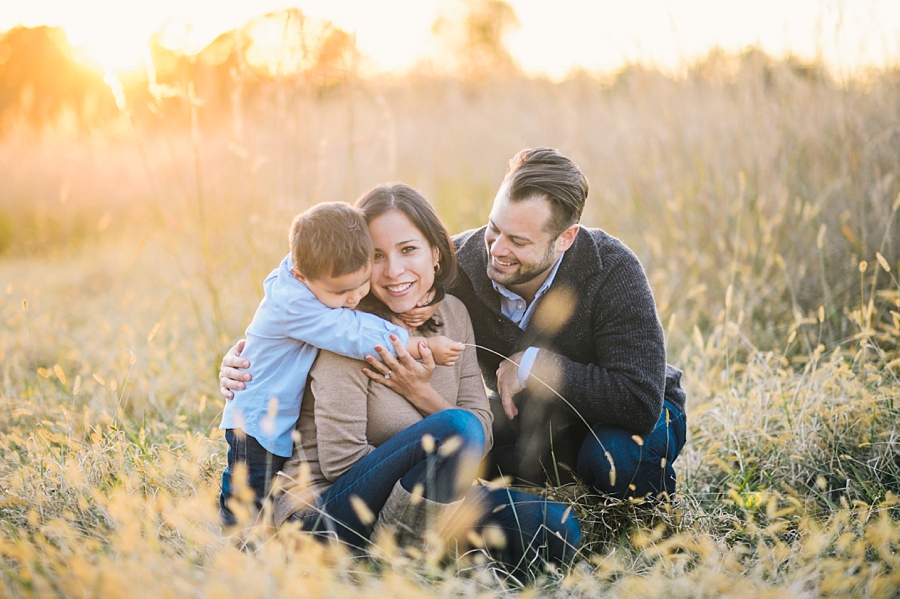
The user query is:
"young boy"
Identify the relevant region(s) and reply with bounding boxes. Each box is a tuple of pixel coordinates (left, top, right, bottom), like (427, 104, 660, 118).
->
(219, 202, 462, 524)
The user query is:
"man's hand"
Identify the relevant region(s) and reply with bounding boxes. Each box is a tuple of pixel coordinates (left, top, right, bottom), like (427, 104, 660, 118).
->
(396, 290, 439, 330)
(496, 351, 525, 420)
(427, 335, 465, 367)
(219, 339, 251, 400)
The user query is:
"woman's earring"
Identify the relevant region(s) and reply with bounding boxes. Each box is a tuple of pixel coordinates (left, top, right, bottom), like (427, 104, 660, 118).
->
(434, 262, 441, 275)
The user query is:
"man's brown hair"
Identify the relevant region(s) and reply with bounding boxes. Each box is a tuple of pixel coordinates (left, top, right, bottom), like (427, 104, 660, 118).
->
(504, 148, 589, 238)
(289, 202, 373, 280)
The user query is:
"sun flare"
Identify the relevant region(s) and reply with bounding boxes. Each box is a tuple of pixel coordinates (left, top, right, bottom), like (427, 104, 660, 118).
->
(70, 28, 150, 71)
(47, 8, 157, 72)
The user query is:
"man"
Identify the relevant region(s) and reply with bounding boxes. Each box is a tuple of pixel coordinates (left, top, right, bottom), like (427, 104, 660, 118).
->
(221, 147, 686, 499)
(443, 148, 686, 498)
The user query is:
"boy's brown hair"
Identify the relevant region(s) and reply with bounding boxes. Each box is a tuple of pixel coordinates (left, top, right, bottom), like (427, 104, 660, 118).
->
(289, 202, 373, 280)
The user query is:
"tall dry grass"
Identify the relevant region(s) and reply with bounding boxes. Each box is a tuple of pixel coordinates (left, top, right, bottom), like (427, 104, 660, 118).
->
(1, 49, 900, 596)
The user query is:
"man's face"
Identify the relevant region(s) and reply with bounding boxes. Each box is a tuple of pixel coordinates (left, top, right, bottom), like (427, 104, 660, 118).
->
(484, 184, 561, 288)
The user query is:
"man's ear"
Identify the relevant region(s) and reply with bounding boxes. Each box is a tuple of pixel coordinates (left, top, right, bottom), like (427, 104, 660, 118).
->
(290, 266, 307, 282)
(556, 224, 579, 252)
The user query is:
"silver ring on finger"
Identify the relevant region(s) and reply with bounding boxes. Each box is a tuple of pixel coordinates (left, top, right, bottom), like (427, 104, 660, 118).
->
(384, 370, 392, 380)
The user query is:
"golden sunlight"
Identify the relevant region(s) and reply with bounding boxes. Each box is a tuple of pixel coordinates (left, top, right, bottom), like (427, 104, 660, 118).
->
(25, 2, 159, 71)
(242, 12, 332, 77)
(2, 0, 899, 77)
(67, 22, 149, 70)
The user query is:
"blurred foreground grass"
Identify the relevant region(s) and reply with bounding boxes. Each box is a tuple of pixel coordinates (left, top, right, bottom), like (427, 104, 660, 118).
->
(1, 51, 900, 596)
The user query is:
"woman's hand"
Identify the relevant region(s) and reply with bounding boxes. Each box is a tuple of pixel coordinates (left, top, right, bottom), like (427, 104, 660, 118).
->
(363, 334, 434, 397)
(219, 339, 252, 400)
(362, 334, 453, 415)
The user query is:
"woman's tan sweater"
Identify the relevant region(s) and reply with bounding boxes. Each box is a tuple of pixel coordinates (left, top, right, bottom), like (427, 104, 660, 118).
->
(272, 295, 492, 526)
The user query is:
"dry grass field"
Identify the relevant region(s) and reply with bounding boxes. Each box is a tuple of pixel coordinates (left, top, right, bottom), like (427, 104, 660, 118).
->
(1, 41, 900, 596)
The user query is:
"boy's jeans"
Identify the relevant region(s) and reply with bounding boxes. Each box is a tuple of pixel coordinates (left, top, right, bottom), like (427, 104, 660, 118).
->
(219, 428, 287, 525)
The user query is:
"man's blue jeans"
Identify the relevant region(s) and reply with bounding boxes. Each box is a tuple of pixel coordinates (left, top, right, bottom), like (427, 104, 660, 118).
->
(488, 397, 687, 499)
(578, 399, 686, 498)
(294, 409, 581, 568)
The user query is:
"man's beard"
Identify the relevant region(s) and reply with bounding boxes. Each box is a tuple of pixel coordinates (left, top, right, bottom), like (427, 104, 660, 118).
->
(486, 242, 557, 287)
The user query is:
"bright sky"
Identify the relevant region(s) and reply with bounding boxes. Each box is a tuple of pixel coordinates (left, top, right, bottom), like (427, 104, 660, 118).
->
(2, 0, 899, 77)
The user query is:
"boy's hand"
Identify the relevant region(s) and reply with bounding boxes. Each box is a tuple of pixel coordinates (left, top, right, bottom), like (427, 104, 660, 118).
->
(219, 339, 251, 400)
(396, 290, 439, 329)
(428, 335, 465, 367)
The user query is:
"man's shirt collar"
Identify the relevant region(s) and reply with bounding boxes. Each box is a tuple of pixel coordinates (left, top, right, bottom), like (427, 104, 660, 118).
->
(491, 252, 565, 329)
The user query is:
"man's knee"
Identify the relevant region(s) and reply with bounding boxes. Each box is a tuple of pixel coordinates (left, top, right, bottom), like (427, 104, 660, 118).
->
(577, 421, 678, 499)
(578, 427, 640, 496)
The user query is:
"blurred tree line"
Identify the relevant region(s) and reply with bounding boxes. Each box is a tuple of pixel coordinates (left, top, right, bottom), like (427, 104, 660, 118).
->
(0, 25, 117, 127)
(0, 9, 371, 132)
(0, 0, 524, 133)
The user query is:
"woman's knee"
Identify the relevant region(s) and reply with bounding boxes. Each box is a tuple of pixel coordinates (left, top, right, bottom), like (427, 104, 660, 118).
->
(429, 408, 484, 453)
(479, 489, 582, 567)
(544, 500, 582, 553)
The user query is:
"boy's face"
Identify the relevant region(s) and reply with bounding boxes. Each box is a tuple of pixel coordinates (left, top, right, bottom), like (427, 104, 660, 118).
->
(291, 264, 371, 309)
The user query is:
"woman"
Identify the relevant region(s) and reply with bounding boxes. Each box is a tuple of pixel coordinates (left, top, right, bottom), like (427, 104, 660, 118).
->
(224, 184, 581, 571)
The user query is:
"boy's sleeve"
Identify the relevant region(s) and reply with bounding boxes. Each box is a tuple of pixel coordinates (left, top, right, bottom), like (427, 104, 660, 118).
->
(280, 292, 410, 360)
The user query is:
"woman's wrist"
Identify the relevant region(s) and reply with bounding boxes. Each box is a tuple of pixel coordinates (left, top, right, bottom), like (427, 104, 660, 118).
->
(409, 385, 453, 415)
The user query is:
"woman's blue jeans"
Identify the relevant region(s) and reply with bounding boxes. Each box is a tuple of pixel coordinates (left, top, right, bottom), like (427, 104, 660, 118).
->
(467, 486, 581, 572)
(296, 409, 485, 546)
(294, 409, 581, 569)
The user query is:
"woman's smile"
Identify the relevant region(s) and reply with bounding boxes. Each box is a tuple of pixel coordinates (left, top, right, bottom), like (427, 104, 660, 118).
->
(384, 281, 415, 295)
(367, 209, 439, 314)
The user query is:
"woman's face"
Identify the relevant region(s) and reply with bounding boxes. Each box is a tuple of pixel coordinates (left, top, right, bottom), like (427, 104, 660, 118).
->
(367, 209, 439, 314)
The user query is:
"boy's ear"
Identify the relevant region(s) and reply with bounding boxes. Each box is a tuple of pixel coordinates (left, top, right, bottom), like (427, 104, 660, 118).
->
(290, 266, 307, 282)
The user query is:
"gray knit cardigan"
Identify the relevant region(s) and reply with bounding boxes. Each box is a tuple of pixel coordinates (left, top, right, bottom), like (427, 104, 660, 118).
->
(449, 226, 685, 435)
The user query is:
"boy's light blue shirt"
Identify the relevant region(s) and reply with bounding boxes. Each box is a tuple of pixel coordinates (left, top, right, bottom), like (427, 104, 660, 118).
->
(220, 254, 410, 457)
